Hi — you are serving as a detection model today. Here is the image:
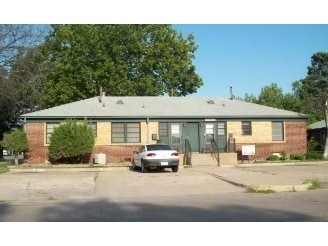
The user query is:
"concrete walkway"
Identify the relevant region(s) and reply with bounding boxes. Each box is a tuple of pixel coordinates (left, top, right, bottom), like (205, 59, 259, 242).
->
(223, 161, 328, 192)
(7, 161, 328, 193)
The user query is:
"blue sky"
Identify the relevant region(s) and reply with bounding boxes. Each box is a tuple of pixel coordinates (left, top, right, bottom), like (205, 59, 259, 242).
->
(3, 1, 328, 100)
(173, 24, 328, 98)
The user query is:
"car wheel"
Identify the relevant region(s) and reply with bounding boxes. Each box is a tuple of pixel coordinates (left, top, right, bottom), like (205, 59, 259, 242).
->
(141, 160, 147, 173)
(172, 166, 179, 173)
(131, 159, 137, 170)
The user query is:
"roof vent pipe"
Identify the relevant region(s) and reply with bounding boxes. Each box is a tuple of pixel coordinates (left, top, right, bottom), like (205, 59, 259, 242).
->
(230, 85, 234, 100)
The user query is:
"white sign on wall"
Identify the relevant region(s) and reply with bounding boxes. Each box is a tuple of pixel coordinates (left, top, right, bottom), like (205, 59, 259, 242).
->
(242, 145, 255, 155)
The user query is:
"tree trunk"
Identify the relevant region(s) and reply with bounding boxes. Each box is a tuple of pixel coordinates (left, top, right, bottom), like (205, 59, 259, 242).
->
(324, 126, 328, 158)
(14, 156, 18, 166)
(323, 99, 328, 158)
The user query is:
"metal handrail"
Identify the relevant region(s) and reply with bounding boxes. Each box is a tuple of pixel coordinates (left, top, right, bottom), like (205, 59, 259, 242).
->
(210, 139, 220, 166)
(184, 138, 192, 166)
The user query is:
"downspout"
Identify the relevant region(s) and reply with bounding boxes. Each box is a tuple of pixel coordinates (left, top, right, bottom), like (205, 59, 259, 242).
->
(23, 117, 27, 132)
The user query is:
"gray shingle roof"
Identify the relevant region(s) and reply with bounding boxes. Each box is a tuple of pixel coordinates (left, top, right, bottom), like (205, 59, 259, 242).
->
(21, 96, 308, 119)
(308, 120, 326, 129)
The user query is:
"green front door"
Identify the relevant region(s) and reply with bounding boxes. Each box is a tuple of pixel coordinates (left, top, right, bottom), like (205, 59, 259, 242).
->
(183, 123, 200, 152)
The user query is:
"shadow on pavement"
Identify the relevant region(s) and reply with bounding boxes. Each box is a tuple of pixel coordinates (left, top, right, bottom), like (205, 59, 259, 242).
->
(0, 198, 324, 222)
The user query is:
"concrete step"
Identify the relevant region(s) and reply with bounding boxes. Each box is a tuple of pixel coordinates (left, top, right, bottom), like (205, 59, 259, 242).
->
(179, 152, 238, 167)
(189, 153, 219, 166)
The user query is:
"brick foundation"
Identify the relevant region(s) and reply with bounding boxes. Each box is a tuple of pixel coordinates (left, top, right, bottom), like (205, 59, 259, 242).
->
(92, 145, 141, 163)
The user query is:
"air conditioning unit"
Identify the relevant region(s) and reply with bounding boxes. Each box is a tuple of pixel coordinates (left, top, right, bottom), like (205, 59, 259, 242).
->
(94, 153, 106, 165)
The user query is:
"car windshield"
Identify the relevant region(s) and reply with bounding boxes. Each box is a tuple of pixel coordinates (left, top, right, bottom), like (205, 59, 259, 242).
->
(146, 144, 173, 151)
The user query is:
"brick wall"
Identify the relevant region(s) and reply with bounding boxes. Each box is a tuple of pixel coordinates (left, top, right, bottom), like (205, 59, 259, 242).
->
(235, 121, 307, 161)
(25, 121, 149, 164)
(92, 145, 141, 163)
(25, 120, 308, 164)
(26, 122, 48, 164)
(141, 121, 159, 144)
(227, 121, 272, 142)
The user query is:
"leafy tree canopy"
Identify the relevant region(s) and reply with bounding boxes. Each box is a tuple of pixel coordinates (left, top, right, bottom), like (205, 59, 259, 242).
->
(293, 52, 328, 123)
(243, 93, 258, 103)
(241, 83, 301, 114)
(0, 128, 28, 154)
(0, 25, 47, 142)
(257, 82, 284, 108)
(38, 24, 203, 107)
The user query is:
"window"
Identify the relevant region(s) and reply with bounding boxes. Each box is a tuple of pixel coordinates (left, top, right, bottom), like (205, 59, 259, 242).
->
(171, 124, 181, 145)
(126, 123, 140, 143)
(217, 122, 225, 136)
(205, 123, 214, 144)
(159, 123, 168, 136)
(242, 121, 252, 135)
(112, 123, 124, 143)
(272, 121, 284, 141)
(46, 122, 60, 144)
(111, 122, 140, 143)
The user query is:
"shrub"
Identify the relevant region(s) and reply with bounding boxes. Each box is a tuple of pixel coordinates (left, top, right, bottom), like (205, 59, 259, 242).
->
(268, 154, 280, 161)
(280, 151, 287, 161)
(290, 153, 306, 160)
(48, 119, 95, 164)
(305, 152, 324, 160)
(307, 137, 319, 153)
(0, 129, 28, 165)
(267, 151, 288, 161)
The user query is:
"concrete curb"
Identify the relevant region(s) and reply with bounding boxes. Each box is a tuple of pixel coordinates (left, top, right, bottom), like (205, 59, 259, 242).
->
(186, 167, 314, 193)
(237, 161, 328, 167)
(246, 183, 312, 193)
(209, 174, 312, 193)
(8, 166, 131, 172)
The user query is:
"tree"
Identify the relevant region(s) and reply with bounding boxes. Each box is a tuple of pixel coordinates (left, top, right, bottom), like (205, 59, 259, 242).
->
(243, 93, 258, 103)
(48, 119, 95, 164)
(0, 128, 28, 165)
(293, 52, 328, 158)
(0, 25, 48, 149)
(293, 52, 328, 122)
(242, 83, 301, 113)
(7, 46, 48, 112)
(281, 92, 301, 112)
(36, 24, 203, 108)
(257, 83, 284, 109)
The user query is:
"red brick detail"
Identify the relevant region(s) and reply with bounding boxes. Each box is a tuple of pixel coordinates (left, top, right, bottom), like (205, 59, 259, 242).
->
(26, 122, 48, 164)
(92, 145, 141, 163)
(236, 121, 307, 161)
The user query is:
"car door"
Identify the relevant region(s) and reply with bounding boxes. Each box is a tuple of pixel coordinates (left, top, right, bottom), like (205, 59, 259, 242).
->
(134, 145, 145, 166)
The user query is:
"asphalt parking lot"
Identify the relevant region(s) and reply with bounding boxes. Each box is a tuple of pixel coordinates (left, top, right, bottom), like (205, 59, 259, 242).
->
(2, 164, 328, 222)
(1, 163, 328, 203)
(0, 167, 245, 203)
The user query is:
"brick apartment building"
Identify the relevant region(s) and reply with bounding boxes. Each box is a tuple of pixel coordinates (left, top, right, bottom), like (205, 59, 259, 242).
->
(21, 95, 308, 164)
